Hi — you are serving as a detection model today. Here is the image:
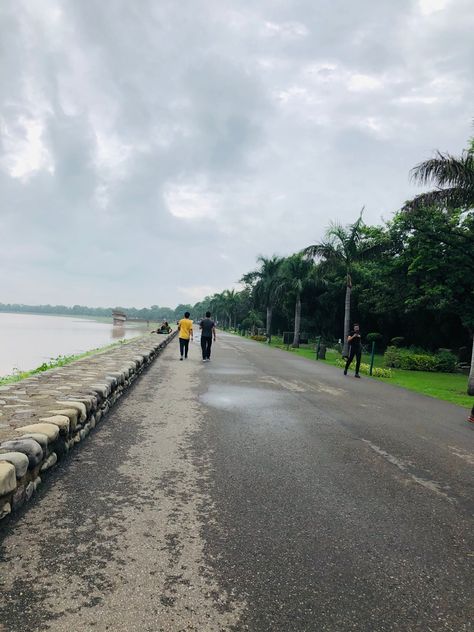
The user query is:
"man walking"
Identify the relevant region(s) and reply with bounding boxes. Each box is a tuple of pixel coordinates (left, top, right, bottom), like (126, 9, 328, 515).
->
(178, 311, 193, 360)
(200, 311, 216, 362)
(344, 323, 362, 378)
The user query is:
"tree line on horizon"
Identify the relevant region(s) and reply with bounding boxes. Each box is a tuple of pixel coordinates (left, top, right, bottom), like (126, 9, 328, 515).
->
(0, 303, 185, 322)
(193, 132, 474, 394)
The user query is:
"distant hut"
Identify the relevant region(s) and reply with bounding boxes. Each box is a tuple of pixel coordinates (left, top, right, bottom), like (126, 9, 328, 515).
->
(112, 310, 127, 326)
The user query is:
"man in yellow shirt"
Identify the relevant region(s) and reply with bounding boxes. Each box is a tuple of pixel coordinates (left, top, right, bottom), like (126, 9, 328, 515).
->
(178, 311, 193, 360)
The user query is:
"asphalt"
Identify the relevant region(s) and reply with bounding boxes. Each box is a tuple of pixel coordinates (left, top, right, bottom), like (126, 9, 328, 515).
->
(0, 332, 473, 631)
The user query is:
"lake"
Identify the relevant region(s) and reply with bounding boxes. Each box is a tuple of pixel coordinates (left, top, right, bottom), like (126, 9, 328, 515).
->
(0, 313, 154, 377)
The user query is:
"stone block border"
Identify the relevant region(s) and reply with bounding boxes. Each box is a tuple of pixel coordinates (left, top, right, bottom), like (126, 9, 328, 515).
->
(0, 332, 177, 521)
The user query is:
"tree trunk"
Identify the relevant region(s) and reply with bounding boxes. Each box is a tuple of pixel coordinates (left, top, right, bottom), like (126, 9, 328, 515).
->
(468, 332, 474, 396)
(342, 281, 351, 357)
(266, 306, 272, 343)
(292, 293, 301, 348)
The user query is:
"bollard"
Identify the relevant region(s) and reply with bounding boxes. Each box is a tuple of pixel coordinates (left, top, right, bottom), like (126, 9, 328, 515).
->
(369, 340, 376, 375)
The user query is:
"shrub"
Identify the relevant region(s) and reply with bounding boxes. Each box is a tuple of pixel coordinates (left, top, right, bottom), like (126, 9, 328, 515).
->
(434, 350, 457, 373)
(390, 336, 405, 347)
(383, 346, 400, 367)
(250, 335, 267, 342)
(384, 347, 437, 371)
(383, 346, 456, 372)
(335, 358, 392, 378)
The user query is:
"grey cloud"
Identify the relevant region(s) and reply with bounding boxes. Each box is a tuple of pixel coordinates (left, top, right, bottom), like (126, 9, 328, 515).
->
(0, 0, 472, 307)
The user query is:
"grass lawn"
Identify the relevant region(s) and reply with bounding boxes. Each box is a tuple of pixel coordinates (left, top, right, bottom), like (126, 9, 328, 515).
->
(247, 335, 472, 409)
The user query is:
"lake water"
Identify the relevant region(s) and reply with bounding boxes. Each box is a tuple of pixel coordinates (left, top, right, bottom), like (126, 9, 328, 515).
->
(0, 313, 153, 377)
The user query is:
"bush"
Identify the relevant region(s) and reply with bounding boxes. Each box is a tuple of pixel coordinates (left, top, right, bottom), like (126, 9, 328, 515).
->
(434, 350, 457, 373)
(250, 335, 267, 342)
(390, 336, 405, 347)
(335, 358, 392, 378)
(383, 346, 457, 372)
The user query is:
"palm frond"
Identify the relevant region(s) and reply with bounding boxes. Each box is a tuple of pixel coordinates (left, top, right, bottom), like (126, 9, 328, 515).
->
(302, 242, 340, 261)
(410, 152, 474, 189)
(403, 186, 474, 212)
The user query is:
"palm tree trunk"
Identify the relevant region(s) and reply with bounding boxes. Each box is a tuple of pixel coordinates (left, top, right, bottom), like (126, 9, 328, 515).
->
(266, 306, 272, 343)
(342, 281, 351, 357)
(468, 332, 474, 396)
(292, 293, 301, 348)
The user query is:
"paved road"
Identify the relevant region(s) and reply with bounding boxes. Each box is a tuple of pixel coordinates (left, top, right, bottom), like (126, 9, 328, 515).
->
(0, 332, 473, 631)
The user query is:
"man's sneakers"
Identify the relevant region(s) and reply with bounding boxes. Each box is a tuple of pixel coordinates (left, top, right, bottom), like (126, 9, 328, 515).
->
(468, 414, 474, 424)
(179, 357, 183, 361)
(355, 374, 361, 378)
(343, 370, 347, 376)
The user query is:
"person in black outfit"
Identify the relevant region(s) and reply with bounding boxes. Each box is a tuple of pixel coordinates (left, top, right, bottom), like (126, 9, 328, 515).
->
(200, 311, 216, 362)
(344, 323, 362, 378)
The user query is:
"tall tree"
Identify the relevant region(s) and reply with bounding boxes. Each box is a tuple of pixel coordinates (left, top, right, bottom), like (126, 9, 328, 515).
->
(280, 254, 315, 347)
(241, 255, 284, 342)
(304, 212, 373, 356)
(406, 142, 474, 394)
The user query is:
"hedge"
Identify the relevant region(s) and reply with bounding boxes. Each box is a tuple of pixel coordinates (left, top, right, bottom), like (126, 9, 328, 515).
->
(383, 346, 457, 372)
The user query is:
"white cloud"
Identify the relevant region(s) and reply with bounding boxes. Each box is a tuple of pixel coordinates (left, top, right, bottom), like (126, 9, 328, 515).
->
(418, 0, 452, 16)
(262, 21, 309, 39)
(164, 182, 220, 220)
(348, 73, 383, 92)
(0, 116, 54, 179)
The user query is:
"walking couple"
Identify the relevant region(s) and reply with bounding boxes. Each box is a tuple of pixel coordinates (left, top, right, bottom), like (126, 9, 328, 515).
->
(178, 311, 216, 362)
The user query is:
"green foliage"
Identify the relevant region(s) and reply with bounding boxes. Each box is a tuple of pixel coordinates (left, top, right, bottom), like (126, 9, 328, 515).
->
(390, 337, 405, 347)
(383, 346, 457, 373)
(241, 310, 264, 331)
(335, 358, 393, 378)
(434, 350, 457, 373)
(0, 302, 176, 322)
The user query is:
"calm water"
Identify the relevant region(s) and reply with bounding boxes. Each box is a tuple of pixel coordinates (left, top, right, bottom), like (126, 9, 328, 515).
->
(0, 313, 152, 377)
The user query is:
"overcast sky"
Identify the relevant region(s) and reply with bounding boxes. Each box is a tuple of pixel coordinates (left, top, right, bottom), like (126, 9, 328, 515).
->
(1, 0, 473, 308)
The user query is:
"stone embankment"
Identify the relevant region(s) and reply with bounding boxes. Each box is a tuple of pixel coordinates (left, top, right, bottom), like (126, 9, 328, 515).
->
(0, 332, 176, 521)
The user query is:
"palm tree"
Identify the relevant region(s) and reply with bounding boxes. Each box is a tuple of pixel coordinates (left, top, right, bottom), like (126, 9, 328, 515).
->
(303, 211, 372, 356)
(223, 289, 239, 329)
(209, 292, 229, 329)
(405, 151, 474, 212)
(280, 254, 315, 347)
(406, 146, 474, 394)
(241, 255, 284, 342)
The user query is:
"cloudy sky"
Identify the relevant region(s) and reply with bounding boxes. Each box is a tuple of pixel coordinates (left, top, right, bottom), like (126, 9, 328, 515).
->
(1, 0, 473, 308)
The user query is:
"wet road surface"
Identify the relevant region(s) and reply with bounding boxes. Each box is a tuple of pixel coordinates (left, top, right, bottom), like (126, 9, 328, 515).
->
(0, 332, 473, 631)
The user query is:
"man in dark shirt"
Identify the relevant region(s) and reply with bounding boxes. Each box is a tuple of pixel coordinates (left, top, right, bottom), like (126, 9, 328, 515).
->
(344, 323, 362, 378)
(200, 311, 216, 362)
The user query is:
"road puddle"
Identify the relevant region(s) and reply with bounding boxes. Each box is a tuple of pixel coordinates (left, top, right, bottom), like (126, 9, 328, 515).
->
(200, 384, 283, 412)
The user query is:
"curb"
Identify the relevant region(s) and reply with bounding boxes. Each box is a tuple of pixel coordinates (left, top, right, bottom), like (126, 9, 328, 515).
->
(0, 331, 177, 521)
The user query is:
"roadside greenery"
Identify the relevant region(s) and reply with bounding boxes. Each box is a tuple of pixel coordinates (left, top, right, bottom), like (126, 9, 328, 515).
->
(193, 132, 474, 400)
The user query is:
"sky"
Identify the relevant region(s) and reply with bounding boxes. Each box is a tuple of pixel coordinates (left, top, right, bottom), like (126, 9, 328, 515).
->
(0, 0, 473, 308)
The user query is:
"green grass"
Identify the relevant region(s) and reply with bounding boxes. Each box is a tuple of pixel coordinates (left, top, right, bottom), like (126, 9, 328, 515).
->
(247, 335, 472, 408)
(0, 337, 137, 385)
